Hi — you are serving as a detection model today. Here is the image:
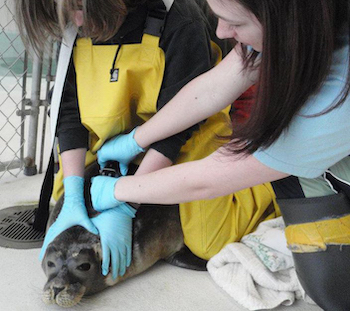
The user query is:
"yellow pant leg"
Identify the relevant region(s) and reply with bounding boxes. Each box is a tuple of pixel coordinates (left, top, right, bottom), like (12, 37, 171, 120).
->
(180, 183, 280, 260)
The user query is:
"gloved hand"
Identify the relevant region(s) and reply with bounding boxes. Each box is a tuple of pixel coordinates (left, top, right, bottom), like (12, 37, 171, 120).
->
(97, 128, 145, 175)
(91, 203, 136, 279)
(91, 175, 124, 211)
(39, 176, 98, 260)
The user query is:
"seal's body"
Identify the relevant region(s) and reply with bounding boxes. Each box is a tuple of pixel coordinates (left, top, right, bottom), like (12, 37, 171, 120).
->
(41, 162, 205, 308)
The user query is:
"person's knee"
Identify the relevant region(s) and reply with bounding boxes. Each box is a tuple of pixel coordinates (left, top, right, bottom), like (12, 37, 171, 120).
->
(278, 193, 350, 310)
(293, 246, 350, 311)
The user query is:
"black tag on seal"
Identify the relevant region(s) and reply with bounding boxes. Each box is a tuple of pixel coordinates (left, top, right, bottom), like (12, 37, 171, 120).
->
(110, 68, 119, 82)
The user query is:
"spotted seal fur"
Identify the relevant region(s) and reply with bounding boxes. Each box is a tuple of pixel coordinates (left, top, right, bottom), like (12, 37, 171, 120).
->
(41, 162, 207, 308)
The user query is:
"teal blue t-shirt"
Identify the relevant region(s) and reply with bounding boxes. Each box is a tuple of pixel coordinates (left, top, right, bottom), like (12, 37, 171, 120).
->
(254, 39, 350, 182)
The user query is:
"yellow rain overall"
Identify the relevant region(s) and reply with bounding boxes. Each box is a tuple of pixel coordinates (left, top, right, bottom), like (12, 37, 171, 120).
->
(53, 7, 279, 261)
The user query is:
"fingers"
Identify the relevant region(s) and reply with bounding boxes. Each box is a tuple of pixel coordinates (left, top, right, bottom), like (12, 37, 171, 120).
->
(81, 218, 99, 235)
(97, 157, 106, 169)
(126, 243, 132, 268)
(39, 224, 60, 260)
(97, 149, 106, 169)
(102, 243, 124, 280)
(120, 163, 128, 176)
(100, 242, 129, 279)
(90, 176, 102, 210)
(90, 209, 132, 279)
(111, 246, 120, 280)
(119, 246, 127, 277)
(101, 241, 111, 277)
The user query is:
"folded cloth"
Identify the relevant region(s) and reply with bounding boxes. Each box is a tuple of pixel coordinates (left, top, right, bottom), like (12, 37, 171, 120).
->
(207, 217, 315, 310)
(241, 217, 293, 272)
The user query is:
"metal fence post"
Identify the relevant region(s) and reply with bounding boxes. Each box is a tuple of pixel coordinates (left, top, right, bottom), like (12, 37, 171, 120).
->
(23, 52, 43, 176)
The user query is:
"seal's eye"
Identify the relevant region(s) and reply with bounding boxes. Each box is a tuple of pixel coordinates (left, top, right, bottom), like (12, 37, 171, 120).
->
(77, 263, 91, 271)
(47, 261, 56, 268)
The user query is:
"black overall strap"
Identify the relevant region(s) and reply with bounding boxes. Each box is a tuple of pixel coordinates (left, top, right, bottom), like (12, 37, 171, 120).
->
(30, 26, 76, 233)
(33, 151, 54, 232)
(145, 0, 168, 37)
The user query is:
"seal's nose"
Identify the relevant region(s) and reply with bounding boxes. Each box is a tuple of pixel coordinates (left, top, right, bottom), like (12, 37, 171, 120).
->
(53, 286, 65, 298)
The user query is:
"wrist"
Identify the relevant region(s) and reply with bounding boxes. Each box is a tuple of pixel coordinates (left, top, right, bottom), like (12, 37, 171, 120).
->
(110, 177, 121, 205)
(92, 176, 124, 212)
(133, 127, 147, 150)
(63, 176, 85, 199)
(113, 176, 123, 204)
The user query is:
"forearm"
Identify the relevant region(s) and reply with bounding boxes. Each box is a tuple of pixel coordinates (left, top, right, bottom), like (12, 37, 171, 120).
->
(116, 160, 216, 204)
(114, 148, 288, 205)
(61, 148, 87, 178)
(135, 148, 173, 176)
(134, 48, 257, 149)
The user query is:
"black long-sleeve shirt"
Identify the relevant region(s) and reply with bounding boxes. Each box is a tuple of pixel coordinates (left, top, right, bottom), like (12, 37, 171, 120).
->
(57, 0, 214, 163)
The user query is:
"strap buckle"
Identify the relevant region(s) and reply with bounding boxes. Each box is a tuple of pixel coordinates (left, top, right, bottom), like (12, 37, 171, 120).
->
(144, 3, 167, 37)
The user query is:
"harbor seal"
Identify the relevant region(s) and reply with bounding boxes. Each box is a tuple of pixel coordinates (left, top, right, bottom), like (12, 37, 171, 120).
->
(41, 162, 207, 308)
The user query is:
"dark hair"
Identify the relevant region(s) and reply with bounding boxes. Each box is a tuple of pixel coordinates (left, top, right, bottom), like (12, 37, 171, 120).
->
(15, 0, 147, 54)
(226, 0, 350, 154)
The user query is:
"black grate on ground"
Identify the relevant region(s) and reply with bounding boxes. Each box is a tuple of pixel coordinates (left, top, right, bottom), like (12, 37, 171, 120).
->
(0, 205, 45, 249)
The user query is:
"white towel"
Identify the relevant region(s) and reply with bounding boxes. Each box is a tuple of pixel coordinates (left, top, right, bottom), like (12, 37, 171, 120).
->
(207, 217, 314, 310)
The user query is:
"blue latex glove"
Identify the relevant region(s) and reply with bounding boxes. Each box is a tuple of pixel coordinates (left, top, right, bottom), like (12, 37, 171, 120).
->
(91, 203, 136, 279)
(97, 128, 145, 175)
(39, 176, 98, 260)
(90, 175, 124, 211)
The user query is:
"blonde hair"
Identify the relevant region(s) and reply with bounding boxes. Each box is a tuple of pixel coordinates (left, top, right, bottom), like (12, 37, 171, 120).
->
(15, 0, 136, 54)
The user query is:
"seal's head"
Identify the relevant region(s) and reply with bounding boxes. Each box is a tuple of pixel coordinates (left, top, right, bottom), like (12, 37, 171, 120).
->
(41, 226, 107, 307)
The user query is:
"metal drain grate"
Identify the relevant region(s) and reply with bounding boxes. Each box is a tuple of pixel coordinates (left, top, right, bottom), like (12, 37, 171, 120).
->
(0, 205, 45, 249)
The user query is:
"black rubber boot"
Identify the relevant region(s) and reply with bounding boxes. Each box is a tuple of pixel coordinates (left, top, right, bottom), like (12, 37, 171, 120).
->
(278, 193, 350, 311)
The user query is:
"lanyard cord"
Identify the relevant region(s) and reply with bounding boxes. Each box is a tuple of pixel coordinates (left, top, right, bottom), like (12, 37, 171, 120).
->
(109, 0, 173, 82)
(110, 43, 123, 72)
(110, 41, 123, 82)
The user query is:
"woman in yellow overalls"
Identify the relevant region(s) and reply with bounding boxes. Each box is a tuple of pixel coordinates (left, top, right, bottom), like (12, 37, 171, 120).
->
(16, 0, 279, 280)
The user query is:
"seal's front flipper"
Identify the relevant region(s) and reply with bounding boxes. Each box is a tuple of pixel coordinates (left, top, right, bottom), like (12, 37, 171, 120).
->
(165, 245, 207, 271)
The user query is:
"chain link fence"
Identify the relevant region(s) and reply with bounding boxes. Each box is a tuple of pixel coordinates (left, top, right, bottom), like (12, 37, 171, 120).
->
(0, 0, 56, 180)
